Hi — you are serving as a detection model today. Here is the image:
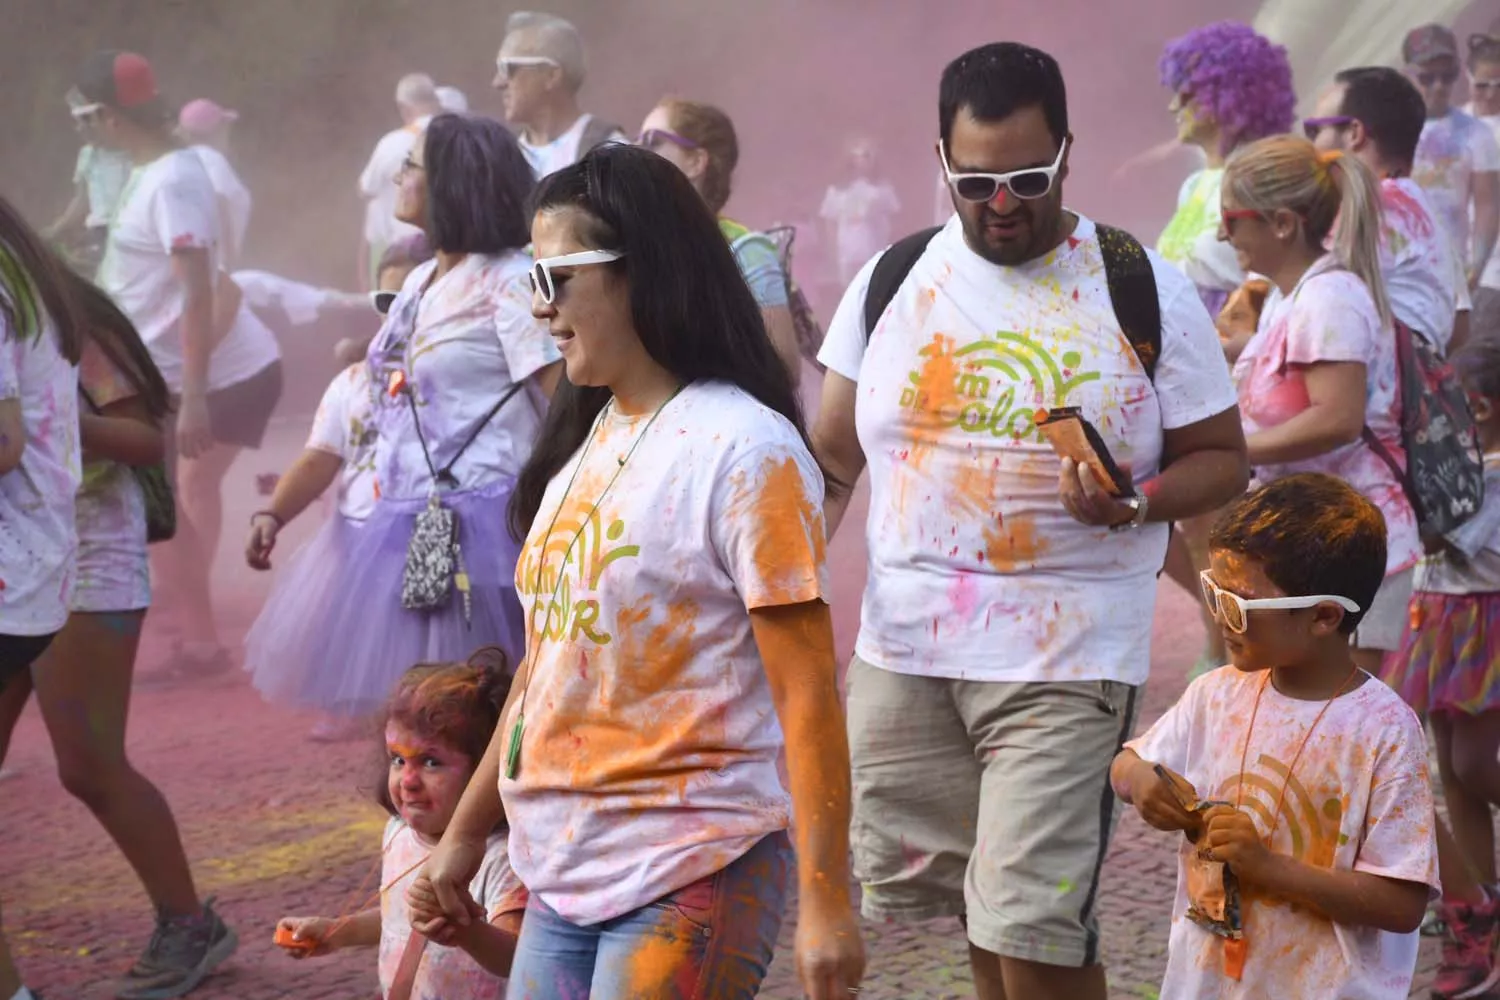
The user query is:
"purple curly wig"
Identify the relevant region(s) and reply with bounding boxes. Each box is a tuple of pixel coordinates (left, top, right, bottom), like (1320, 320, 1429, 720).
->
(1160, 21, 1296, 157)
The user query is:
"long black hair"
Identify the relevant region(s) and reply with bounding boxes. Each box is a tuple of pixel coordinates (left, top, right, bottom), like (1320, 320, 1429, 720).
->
(0, 194, 83, 363)
(64, 269, 172, 420)
(509, 143, 814, 540)
(423, 113, 534, 254)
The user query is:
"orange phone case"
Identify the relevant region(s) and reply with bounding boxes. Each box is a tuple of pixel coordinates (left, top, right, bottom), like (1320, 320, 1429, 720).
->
(1035, 408, 1131, 497)
(274, 925, 318, 952)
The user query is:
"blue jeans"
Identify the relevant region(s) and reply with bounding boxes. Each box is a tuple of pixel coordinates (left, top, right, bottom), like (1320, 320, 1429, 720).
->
(506, 831, 792, 999)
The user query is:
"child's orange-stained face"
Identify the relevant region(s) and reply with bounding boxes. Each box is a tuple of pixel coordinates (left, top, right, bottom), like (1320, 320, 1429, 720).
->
(386, 721, 475, 841)
(1215, 279, 1270, 342)
(1205, 549, 1348, 673)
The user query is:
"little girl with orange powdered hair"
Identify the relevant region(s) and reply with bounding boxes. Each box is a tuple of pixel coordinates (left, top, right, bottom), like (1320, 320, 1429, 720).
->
(274, 648, 525, 1000)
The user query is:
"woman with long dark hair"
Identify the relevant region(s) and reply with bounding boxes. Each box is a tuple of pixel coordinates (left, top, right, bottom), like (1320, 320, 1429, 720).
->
(0, 262, 237, 997)
(243, 113, 559, 725)
(410, 144, 864, 999)
(0, 191, 82, 1000)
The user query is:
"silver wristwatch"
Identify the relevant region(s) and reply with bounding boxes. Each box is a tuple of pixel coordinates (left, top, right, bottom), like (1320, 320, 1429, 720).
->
(1110, 494, 1149, 532)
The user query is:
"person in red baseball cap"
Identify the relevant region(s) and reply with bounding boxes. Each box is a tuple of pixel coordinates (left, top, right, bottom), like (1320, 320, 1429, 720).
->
(76, 46, 282, 702)
(70, 50, 173, 128)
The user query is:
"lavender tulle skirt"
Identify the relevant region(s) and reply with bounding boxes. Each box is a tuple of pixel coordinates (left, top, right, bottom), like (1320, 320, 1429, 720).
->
(243, 478, 525, 716)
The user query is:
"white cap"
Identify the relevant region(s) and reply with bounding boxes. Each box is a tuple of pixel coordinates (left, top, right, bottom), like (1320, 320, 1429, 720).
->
(436, 86, 469, 114)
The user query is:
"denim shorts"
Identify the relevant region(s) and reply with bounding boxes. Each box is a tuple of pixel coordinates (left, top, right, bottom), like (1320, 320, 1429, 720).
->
(505, 831, 792, 999)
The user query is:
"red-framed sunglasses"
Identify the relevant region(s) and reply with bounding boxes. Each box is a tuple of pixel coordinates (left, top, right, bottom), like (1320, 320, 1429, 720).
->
(1220, 208, 1262, 232)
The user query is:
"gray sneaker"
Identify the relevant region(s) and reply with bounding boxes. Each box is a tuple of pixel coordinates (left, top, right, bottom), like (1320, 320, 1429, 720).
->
(114, 897, 238, 1000)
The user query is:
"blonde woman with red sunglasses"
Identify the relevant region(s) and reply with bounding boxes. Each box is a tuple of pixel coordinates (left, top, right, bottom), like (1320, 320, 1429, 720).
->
(1220, 135, 1417, 676)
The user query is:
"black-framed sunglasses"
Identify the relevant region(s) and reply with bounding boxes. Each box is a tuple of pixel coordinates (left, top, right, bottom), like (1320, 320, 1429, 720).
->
(369, 290, 399, 315)
(939, 137, 1069, 203)
(1416, 69, 1460, 86)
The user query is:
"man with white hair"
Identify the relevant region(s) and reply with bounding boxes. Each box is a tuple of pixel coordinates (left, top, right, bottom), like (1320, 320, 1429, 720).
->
(355, 72, 441, 287)
(493, 10, 623, 177)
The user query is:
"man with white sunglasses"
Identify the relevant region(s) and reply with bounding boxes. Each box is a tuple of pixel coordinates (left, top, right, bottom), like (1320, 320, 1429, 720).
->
(813, 41, 1247, 1000)
(493, 11, 623, 180)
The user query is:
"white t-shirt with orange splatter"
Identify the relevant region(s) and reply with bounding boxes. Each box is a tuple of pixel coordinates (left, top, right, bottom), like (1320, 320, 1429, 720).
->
(306, 363, 378, 521)
(501, 380, 827, 925)
(818, 214, 1237, 683)
(1126, 667, 1439, 1000)
(377, 818, 526, 1000)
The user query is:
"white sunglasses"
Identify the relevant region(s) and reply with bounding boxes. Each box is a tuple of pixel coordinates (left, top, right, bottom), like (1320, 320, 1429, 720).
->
(496, 55, 560, 76)
(1199, 571, 1360, 635)
(940, 137, 1069, 203)
(529, 250, 624, 304)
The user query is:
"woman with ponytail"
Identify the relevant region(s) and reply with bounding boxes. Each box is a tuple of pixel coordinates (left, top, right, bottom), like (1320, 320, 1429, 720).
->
(1221, 135, 1419, 671)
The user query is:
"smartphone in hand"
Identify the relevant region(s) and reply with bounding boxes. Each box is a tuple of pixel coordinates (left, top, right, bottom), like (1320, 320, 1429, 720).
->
(1036, 407, 1132, 497)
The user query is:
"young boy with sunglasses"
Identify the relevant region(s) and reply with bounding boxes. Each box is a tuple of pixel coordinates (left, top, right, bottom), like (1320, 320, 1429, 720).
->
(1112, 473, 1439, 999)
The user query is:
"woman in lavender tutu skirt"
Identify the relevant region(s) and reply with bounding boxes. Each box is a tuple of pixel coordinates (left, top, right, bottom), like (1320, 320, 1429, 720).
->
(243, 113, 560, 724)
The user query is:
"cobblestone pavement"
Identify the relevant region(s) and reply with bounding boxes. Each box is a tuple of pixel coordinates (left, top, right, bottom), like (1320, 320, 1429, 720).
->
(3, 419, 1448, 999)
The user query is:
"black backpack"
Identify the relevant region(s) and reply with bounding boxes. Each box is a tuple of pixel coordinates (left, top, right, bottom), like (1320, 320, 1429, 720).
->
(861, 223, 1162, 382)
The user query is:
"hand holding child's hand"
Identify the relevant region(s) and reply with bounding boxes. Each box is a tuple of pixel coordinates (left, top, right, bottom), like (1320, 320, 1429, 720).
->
(408, 873, 484, 942)
(1203, 805, 1274, 883)
(275, 916, 336, 958)
(1129, 760, 1202, 835)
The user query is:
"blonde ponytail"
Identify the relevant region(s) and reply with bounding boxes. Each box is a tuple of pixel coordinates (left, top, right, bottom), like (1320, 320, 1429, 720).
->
(1224, 136, 1392, 328)
(1322, 152, 1393, 328)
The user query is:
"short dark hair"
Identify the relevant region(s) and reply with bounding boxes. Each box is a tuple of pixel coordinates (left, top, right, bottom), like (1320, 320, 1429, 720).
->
(422, 113, 534, 254)
(510, 143, 811, 540)
(1209, 473, 1387, 634)
(939, 42, 1068, 149)
(1333, 67, 1426, 170)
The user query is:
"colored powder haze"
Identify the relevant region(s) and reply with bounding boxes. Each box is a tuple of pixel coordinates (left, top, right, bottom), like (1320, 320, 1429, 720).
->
(6, 0, 1495, 649)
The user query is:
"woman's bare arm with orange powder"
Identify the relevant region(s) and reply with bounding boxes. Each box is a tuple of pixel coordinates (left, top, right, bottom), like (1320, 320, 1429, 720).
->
(751, 600, 865, 1000)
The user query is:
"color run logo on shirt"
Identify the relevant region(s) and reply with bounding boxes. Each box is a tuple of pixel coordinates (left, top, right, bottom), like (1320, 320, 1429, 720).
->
(518, 508, 639, 645)
(901, 331, 1100, 443)
(1209, 756, 1346, 870)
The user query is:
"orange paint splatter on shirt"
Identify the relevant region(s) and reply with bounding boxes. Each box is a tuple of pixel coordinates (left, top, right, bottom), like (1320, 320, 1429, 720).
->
(905, 333, 965, 474)
(950, 462, 996, 517)
(743, 455, 826, 597)
(982, 514, 1047, 571)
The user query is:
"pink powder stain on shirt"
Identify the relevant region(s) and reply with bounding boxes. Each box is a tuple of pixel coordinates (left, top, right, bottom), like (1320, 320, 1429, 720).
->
(950, 571, 980, 617)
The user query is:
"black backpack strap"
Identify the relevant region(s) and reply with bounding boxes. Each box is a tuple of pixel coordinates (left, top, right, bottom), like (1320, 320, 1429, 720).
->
(862, 227, 942, 338)
(1095, 224, 1161, 382)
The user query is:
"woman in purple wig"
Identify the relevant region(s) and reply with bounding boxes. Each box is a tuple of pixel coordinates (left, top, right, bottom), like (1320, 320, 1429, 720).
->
(1157, 21, 1295, 678)
(1157, 21, 1296, 317)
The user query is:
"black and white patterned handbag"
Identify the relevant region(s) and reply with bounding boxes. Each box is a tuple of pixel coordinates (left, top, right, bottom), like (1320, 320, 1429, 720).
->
(398, 378, 526, 618)
(401, 494, 461, 611)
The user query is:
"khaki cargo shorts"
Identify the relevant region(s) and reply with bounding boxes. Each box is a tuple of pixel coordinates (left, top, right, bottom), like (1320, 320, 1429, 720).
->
(846, 655, 1138, 967)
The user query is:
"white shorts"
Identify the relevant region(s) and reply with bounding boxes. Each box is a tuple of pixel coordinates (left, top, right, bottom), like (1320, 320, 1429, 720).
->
(1354, 566, 1416, 652)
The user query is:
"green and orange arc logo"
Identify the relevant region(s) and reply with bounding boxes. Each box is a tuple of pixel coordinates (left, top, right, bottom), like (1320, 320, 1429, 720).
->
(901, 331, 1102, 442)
